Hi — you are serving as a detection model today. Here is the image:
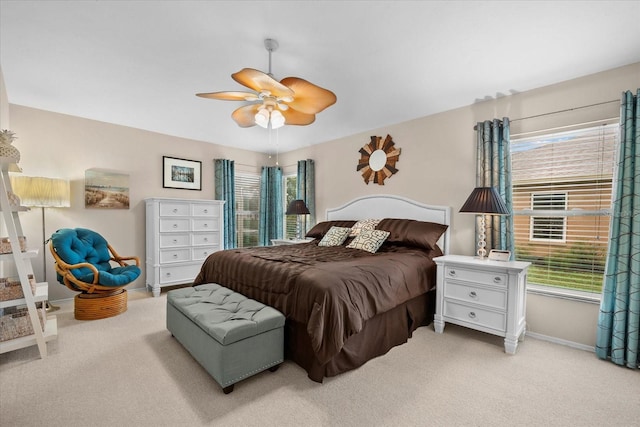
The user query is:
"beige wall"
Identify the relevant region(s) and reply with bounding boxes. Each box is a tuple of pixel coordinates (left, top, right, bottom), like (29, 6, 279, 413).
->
(6, 105, 269, 301)
(3, 62, 639, 348)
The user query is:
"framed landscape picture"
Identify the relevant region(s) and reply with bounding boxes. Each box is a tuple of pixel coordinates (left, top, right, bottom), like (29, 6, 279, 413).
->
(163, 156, 202, 190)
(85, 169, 130, 209)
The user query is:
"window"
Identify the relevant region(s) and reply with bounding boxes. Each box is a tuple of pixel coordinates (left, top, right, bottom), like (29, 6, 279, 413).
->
(511, 123, 618, 294)
(235, 173, 260, 248)
(284, 174, 298, 239)
(530, 192, 567, 242)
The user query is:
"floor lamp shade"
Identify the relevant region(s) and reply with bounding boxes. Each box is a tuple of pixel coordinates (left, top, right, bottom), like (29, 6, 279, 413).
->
(10, 176, 71, 208)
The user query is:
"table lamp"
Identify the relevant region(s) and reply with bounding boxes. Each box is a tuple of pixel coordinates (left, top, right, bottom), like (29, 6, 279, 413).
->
(286, 199, 310, 240)
(459, 186, 509, 258)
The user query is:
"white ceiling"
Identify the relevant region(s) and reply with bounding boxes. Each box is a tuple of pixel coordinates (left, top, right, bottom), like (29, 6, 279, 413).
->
(1, 1, 639, 154)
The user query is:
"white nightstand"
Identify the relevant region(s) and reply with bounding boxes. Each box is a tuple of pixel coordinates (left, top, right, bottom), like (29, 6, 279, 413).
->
(433, 254, 531, 354)
(270, 238, 314, 246)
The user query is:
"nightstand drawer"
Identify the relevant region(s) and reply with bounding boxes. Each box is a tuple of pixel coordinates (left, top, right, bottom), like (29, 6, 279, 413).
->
(444, 282, 507, 310)
(444, 300, 506, 332)
(444, 266, 507, 288)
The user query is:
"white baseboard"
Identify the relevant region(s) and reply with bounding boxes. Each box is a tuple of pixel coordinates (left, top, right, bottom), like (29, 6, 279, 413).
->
(527, 331, 595, 352)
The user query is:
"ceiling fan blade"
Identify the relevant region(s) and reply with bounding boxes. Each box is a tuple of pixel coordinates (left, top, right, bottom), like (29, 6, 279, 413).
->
(232, 68, 294, 98)
(281, 108, 316, 126)
(196, 91, 259, 101)
(231, 104, 260, 128)
(279, 77, 337, 114)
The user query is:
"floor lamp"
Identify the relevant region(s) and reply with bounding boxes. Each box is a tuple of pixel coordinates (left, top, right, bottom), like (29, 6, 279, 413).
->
(10, 176, 71, 310)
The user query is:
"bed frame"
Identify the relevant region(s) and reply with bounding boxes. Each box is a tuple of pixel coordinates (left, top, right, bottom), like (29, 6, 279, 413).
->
(326, 194, 451, 254)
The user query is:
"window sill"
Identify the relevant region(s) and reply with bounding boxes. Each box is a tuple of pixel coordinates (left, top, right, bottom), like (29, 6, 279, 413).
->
(526, 284, 601, 304)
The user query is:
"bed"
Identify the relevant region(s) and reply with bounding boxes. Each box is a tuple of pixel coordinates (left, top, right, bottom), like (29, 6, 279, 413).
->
(193, 194, 451, 382)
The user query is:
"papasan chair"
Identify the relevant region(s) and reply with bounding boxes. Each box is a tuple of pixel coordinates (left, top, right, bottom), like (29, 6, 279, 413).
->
(49, 228, 141, 320)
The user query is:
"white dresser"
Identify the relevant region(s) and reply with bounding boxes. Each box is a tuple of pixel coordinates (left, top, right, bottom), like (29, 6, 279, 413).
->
(433, 255, 530, 354)
(145, 198, 224, 297)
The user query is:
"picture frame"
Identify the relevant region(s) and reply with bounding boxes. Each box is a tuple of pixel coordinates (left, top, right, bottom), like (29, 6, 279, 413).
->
(163, 156, 202, 191)
(85, 168, 130, 209)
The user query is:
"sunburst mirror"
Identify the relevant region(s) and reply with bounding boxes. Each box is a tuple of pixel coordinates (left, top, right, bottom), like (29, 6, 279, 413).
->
(356, 134, 401, 185)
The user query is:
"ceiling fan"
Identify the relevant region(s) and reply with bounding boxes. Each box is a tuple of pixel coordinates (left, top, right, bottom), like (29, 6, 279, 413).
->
(196, 39, 336, 129)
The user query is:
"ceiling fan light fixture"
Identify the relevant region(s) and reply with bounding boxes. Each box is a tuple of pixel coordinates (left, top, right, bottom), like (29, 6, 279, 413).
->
(270, 110, 285, 129)
(255, 108, 270, 128)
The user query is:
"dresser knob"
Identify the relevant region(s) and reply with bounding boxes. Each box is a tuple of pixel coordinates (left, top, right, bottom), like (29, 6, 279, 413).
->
(203, 223, 209, 228)
(204, 209, 208, 213)
(203, 251, 208, 256)
(173, 254, 178, 258)
(173, 208, 178, 213)
(204, 237, 208, 242)
(494, 277, 502, 283)
(468, 312, 476, 319)
(173, 224, 178, 228)
(469, 291, 477, 298)
(172, 239, 177, 243)
(449, 270, 456, 277)
(166, 272, 171, 277)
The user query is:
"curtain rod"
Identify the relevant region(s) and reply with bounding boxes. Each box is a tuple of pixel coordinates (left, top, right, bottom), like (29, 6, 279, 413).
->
(473, 99, 619, 130)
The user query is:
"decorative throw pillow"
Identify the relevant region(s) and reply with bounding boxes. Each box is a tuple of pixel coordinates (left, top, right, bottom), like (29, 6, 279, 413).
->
(346, 229, 390, 253)
(349, 218, 382, 237)
(318, 226, 352, 247)
(306, 220, 357, 239)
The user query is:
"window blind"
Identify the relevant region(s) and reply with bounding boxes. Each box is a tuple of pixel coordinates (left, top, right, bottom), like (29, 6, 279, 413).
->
(284, 174, 298, 239)
(235, 173, 260, 248)
(511, 123, 618, 294)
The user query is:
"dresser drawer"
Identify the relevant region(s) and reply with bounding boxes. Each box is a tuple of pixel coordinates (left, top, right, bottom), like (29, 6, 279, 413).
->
(444, 266, 507, 288)
(160, 248, 191, 264)
(159, 264, 201, 284)
(159, 202, 190, 217)
(192, 218, 219, 232)
(160, 233, 190, 248)
(444, 300, 506, 332)
(192, 203, 220, 217)
(159, 218, 190, 233)
(192, 246, 217, 261)
(444, 281, 507, 310)
(192, 232, 219, 246)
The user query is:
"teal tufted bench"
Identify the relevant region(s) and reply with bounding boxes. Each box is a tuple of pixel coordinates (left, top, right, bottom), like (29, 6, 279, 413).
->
(166, 283, 284, 394)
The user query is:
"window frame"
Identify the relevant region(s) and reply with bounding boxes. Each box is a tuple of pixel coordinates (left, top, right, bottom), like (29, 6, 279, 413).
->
(528, 191, 568, 243)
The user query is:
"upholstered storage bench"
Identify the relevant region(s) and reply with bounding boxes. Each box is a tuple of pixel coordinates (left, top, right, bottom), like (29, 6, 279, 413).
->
(166, 283, 284, 394)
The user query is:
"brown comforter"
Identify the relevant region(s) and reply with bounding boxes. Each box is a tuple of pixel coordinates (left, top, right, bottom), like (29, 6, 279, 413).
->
(194, 241, 441, 365)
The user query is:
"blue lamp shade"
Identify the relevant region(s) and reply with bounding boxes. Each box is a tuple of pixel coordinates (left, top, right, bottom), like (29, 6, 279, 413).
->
(459, 187, 509, 215)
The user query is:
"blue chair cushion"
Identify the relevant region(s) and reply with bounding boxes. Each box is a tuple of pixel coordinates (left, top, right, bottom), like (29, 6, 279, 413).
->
(51, 228, 141, 287)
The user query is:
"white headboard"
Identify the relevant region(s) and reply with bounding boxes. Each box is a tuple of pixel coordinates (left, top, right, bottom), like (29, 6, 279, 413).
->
(326, 194, 451, 254)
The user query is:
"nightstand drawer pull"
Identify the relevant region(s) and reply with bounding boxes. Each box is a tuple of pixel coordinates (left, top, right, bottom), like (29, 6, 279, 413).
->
(494, 277, 502, 283)
(468, 312, 476, 319)
(469, 291, 477, 298)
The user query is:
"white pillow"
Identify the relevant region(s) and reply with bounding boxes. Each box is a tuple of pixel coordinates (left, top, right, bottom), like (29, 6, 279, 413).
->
(346, 229, 390, 253)
(349, 218, 381, 237)
(318, 226, 352, 247)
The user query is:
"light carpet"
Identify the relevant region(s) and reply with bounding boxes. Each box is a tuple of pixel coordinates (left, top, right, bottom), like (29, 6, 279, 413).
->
(0, 289, 637, 427)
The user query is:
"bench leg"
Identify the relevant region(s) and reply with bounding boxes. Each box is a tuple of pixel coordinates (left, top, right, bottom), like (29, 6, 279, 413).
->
(222, 384, 234, 394)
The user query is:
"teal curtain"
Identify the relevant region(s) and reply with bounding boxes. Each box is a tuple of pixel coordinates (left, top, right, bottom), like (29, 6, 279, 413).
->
(258, 166, 283, 246)
(297, 159, 316, 234)
(596, 89, 640, 369)
(214, 159, 236, 249)
(475, 118, 514, 256)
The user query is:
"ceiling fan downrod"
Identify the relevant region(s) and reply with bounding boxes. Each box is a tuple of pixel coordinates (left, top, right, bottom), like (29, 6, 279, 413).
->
(264, 38, 278, 77)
